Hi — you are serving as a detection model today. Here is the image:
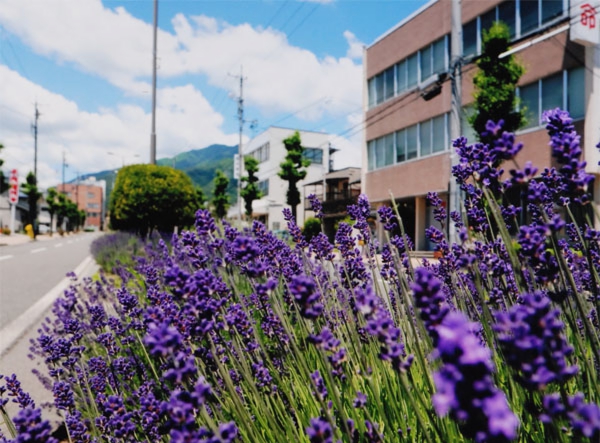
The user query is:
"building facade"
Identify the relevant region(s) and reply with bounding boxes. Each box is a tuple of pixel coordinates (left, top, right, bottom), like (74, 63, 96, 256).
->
(239, 126, 333, 231)
(57, 177, 106, 230)
(363, 0, 599, 250)
(303, 167, 362, 241)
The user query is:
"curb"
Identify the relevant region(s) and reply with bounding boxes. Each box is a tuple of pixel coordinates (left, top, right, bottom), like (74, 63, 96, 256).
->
(0, 255, 99, 357)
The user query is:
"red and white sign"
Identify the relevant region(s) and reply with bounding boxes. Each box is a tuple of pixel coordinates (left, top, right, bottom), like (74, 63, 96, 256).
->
(571, 1, 600, 46)
(8, 169, 18, 204)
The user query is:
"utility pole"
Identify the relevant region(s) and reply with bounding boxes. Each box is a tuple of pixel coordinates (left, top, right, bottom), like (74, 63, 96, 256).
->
(62, 151, 68, 194)
(150, 0, 158, 165)
(234, 66, 246, 222)
(449, 0, 463, 245)
(32, 103, 40, 179)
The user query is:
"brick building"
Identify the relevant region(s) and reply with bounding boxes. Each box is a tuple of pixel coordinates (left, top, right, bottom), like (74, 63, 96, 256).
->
(57, 177, 106, 230)
(363, 0, 599, 250)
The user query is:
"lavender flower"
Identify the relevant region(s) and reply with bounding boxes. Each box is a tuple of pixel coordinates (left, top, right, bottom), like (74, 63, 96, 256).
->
(306, 417, 333, 443)
(11, 408, 58, 443)
(430, 312, 519, 442)
(290, 275, 323, 319)
(494, 292, 578, 390)
(308, 193, 324, 219)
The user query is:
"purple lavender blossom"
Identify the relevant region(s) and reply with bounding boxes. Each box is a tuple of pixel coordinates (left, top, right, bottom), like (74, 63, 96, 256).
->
(427, 192, 447, 224)
(494, 292, 578, 390)
(306, 417, 333, 443)
(308, 193, 324, 219)
(353, 391, 367, 408)
(430, 312, 519, 442)
(143, 322, 183, 358)
(411, 268, 450, 333)
(11, 408, 58, 443)
(52, 380, 74, 411)
(289, 275, 323, 319)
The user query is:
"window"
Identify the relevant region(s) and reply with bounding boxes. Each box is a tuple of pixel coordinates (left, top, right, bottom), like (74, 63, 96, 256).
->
(406, 53, 418, 89)
(384, 66, 395, 100)
(420, 45, 432, 82)
(303, 148, 323, 164)
(541, 73, 563, 113)
(384, 133, 395, 167)
(375, 137, 386, 169)
(396, 129, 406, 163)
(87, 192, 95, 199)
(367, 140, 376, 171)
(542, 0, 563, 24)
(406, 125, 418, 160)
(396, 60, 407, 94)
(87, 203, 99, 209)
(520, 82, 540, 129)
(257, 179, 269, 197)
(368, 78, 377, 108)
(463, 18, 478, 57)
(432, 114, 446, 153)
(420, 120, 432, 156)
(251, 142, 270, 163)
(375, 73, 384, 105)
(432, 37, 446, 75)
(520, 0, 539, 35)
(568, 67, 585, 119)
(498, 0, 516, 38)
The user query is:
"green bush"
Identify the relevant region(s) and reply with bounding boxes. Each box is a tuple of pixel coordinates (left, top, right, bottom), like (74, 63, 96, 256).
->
(302, 217, 321, 241)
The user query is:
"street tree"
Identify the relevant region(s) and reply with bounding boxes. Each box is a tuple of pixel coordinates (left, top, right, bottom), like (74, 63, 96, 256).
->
(46, 187, 61, 235)
(469, 21, 525, 143)
(212, 170, 230, 220)
(21, 172, 42, 237)
(240, 155, 262, 218)
(196, 186, 207, 210)
(110, 164, 197, 237)
(278, 131, 310, 220)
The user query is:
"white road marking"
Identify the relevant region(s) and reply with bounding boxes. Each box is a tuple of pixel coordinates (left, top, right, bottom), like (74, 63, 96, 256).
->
(31, 247, 46, 254)
(54, 243, 63, 248)
(0, 255, 13, 261)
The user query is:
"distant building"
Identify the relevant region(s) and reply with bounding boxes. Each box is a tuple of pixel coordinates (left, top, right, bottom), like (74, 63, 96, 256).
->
(57, 177, 106, 230)
(234, 127, 335, 231)
(363, 0, 598, 250)
(0, 190, 28, 233)
(303, 167, 362, 241)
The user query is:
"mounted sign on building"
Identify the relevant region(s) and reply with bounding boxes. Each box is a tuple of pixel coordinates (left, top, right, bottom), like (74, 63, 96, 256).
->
(571, 1, 599, 46)
(8, 169, 18, 204)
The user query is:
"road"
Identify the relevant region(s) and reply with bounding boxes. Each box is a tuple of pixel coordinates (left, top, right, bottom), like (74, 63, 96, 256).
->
(0, 232, 102, 330)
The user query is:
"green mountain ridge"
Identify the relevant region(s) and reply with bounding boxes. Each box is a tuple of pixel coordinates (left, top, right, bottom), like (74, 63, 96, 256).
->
(81, 144, 239, 202)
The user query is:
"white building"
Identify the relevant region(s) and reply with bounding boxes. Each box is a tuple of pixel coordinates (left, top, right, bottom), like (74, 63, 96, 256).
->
(236, 126, 333, 231)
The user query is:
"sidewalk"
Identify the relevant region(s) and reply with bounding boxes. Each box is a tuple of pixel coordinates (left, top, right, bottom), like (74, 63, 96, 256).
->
(0, 232, 72, 247)
(0, 244, 99, 435)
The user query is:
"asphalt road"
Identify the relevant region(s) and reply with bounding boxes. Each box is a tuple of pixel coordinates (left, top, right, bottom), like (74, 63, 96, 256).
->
(0, 232, 102, 330)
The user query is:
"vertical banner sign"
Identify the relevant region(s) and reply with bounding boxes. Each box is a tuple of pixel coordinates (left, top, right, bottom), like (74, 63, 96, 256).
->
(8, 169, 18, 204)
(571, 1, 600, 46)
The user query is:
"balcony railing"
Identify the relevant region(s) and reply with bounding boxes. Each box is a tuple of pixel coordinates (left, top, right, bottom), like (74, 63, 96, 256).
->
(304, 188, 361, 214)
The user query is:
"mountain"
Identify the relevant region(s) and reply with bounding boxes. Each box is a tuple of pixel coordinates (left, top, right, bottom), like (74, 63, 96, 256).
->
(81, 144, 239, 202)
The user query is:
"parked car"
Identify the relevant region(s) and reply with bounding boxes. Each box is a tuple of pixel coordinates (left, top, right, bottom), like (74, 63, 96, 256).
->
(38, 224, 50, 234)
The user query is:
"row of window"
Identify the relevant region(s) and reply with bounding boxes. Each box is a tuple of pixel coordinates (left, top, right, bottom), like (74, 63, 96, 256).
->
(368, 0, 567, 110)
(367, 113, 449, 171)
(250, 142, 270, 163)
(368, 66, 584, 172)
(303, 147, 323, 165)
(519, 67, 585, 129)
(257, 179, 269, 197)
(464, 0, 565, 58)
(368, 35, 448, 108)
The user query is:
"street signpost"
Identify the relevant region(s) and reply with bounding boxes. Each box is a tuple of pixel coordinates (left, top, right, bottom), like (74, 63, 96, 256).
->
(9, 169, 18, 233)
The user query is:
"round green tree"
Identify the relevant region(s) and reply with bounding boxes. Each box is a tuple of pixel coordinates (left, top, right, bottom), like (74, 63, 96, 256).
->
(109, 164, 198, 236)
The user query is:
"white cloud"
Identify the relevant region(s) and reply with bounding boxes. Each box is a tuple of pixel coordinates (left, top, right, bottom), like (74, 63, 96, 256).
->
(343, 31, 365, 60)
(0, 0, 365, 187)
(0, 66, 238, 189)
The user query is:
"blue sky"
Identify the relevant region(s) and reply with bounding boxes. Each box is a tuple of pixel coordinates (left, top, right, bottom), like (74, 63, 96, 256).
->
(0, 0, 428, 188)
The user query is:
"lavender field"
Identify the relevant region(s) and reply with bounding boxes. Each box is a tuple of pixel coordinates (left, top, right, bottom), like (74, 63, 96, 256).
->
(1, 109, 600, 442)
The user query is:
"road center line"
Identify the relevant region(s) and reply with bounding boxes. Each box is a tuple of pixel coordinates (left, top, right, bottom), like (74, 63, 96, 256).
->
(54, 243, 63, 248)
(31, 247, 46, 254)
(0, 255, 13, 261)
